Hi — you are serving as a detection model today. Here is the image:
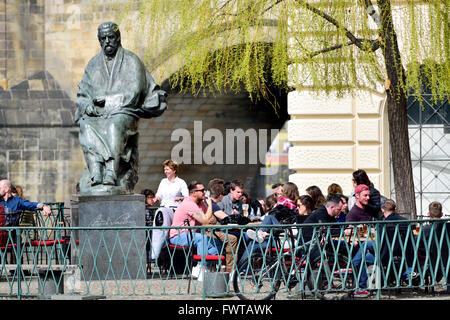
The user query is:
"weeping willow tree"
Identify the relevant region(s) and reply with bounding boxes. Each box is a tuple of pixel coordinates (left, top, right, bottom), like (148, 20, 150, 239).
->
(113, 0, 449, 217)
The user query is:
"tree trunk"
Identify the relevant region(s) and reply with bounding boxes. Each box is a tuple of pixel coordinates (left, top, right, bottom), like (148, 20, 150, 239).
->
(378, 0, 417, 218)
(385, 92, 417, 218)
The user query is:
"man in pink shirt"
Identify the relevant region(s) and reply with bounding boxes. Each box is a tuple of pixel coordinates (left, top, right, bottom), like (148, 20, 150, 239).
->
(169, 181, 222, 277)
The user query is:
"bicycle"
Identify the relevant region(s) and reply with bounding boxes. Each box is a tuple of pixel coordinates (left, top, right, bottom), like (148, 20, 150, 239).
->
(232, 225, 355, 300)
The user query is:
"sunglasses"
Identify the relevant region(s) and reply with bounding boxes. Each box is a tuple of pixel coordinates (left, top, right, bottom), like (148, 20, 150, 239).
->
(195, 189, 205, 193)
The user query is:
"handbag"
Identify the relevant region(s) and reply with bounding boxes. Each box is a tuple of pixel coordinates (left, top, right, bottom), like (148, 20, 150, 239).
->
(268, 205, 297, 223)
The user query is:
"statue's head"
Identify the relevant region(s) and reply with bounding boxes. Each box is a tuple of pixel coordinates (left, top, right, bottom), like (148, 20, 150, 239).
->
(97, 22, 121, 58)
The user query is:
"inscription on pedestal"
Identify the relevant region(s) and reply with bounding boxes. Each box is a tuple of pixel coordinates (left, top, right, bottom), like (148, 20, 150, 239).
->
(77, 194, 146, 280)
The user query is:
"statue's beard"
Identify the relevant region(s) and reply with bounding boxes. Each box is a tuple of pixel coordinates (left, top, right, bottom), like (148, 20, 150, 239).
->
(103, 45, 118, 57)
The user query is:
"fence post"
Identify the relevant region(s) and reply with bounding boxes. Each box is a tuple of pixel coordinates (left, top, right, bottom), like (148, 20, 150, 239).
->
(201, 227, 206, 300)
(16, 228, 22, 300)
(375, 221, 382, 300)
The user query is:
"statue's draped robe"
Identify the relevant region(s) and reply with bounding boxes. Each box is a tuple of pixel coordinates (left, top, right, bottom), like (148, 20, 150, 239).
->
(75, 47, 166, 190)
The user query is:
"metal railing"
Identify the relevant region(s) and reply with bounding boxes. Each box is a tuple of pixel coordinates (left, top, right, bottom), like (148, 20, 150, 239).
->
(0, 207, 449, 300)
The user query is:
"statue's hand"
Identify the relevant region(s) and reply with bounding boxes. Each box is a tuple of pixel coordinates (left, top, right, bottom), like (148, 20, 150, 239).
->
(93, 98, 106, 108)
(85, 104, 100, 117)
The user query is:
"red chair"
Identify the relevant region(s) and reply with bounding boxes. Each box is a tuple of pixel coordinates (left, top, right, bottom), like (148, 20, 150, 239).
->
(0, 208, 21, 265)
(192, 254, 226, 269)
(167, 243, 194, 275)
(0, 213, 8, 248)
(155, 218, 194, 277)
(23, 205, 69, 264)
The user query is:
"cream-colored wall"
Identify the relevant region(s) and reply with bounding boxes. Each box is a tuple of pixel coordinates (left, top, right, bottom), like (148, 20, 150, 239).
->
(287, 89, 389, 197)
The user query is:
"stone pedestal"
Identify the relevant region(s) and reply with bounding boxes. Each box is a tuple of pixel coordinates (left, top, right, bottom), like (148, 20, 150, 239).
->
(77, 194, 146, 280)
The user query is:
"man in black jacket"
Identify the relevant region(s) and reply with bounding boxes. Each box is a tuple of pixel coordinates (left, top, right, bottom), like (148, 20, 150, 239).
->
(352, 199, 413, 298)
(422, 201, 444, 239)
(301, 193, 344, 243)
(418, 201, 449, 293)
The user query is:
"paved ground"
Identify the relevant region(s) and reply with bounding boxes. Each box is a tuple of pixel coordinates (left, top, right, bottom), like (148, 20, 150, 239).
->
(1, 273, 448, 300)
(1, 261, 449, 300)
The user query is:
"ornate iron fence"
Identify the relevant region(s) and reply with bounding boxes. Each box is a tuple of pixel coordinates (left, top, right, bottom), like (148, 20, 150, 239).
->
(0, 216, 449, 300)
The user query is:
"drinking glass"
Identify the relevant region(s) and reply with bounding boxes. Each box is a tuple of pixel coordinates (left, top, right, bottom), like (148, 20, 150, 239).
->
(242, 204, 249, 217)
(357, 224, 364, 237)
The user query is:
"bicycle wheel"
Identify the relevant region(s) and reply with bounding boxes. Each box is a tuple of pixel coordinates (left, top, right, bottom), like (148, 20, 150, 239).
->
(233, 252, 282, 300)
(307, 252, 355, 300)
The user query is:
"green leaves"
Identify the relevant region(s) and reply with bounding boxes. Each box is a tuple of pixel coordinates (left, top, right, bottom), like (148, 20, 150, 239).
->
(115, 0, 449, 101)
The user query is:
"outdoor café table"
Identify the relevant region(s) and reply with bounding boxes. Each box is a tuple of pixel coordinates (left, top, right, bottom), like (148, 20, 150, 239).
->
(332, 225, 376, 246)
(220, 220, 261, 232)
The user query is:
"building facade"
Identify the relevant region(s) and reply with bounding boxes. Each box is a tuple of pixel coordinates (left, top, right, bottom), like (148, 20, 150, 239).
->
(0, 1, 447, 215)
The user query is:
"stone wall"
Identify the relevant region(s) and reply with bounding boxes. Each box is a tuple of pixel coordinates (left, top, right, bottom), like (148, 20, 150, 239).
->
(136, 90, 286, 198)
(0, 0, 288, 203)
(0, 0, 46, 90)
(0, 71, 82, 202)
(43, 0, 116, 97)
(0, 77, 286, 201)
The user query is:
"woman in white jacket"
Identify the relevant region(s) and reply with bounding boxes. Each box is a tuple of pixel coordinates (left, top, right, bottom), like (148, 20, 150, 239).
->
(154, 159, 189, 208)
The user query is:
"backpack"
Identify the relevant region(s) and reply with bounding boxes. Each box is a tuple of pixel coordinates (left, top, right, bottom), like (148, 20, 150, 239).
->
(380, 195, 388, 207)
(268, 205, 297, 224)
(374, 195, 388, 220)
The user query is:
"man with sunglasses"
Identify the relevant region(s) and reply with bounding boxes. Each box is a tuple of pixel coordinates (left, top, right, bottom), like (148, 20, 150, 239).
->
(169, 181, 222, 279)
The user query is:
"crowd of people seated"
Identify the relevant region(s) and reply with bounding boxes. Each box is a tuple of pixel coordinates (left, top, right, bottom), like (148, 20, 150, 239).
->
(1, 158, 448, 298)
(140, 159, 448, 296)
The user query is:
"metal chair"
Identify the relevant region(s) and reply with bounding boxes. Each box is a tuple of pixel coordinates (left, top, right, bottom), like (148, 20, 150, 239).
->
(158, 218, 194, 278)
(23, 205, 69, 265)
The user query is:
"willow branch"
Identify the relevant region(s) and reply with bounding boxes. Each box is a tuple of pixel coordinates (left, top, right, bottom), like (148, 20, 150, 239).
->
(262, 0, 284, 14)
(217, 0, 284, 18)
(218, 0, 233, 11)
(360, 0, 382, 27)
(148, 19, 278, 70)
(309, 41, 354, 58)
(295, 0, 381, 53)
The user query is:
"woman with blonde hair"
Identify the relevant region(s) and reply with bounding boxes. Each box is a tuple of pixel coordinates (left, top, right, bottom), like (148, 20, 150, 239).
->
(154, 159, 189, 208)
(327, 183, 343, 196)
